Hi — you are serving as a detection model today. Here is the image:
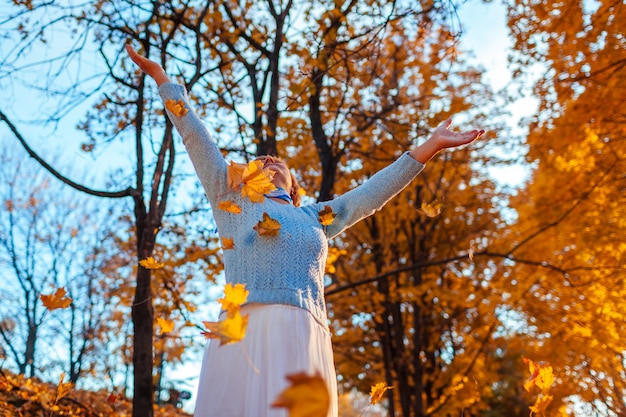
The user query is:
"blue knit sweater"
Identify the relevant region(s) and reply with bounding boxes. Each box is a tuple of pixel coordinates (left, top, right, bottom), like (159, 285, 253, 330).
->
(159, 83, 425, 326)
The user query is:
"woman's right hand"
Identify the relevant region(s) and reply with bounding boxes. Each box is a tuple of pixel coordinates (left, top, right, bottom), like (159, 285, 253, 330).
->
(126, 44, 171, 86)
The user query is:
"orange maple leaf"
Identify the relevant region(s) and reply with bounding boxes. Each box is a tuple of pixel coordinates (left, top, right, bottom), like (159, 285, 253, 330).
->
(139, 256, 164, 270)
(164, 99, 188, 117)
(221, 236, 235, 250)
(241, 160, 276, 203)
(253, 212, 281, 236)
(523, 357, 555, 392)
(271, 371, 330, 417)
(227, 161, 247, 190)
(529, 394, 553, 415)
(202, 309, 248, 346)
(55, 372, 73, 403)
(41, 288, 72, 311)
(318, 205, 336, 227)
(218, 200, 242, 214)
(156, 317, 175, 334)
(369, 382, 393, 405)
(419, 200, 443, 218)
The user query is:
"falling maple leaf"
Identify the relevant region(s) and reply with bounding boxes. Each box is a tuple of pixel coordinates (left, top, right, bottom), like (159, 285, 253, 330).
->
(272, 371, 330, 417)
(523, 357, 555, 392)
(106, 392, 119, 404)
(419, 200, 443, 218)
(218, 200, 242, 214)
(227, 161, 247, 189)
(41, 288, 72, 310)
(241, 160, 276, 203)
(529, 394, 553, 415)
(219, 283, 249, 310)
(55, 372, 73, 403)
(221, 236, 235, 250)
(164, 99, 188, 117)
(156, 317, 175, 334)
(202, 309, 248, 346)
(369, 382, 393, 405)
(318, 205, 336, 227)
(139, 256, 164, 270)
(253, 212, 281, 236)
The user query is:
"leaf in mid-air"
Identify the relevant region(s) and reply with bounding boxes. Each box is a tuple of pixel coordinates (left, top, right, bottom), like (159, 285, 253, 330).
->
(202, 309, 248, 346)
(253, 212, 281, 236)
(272, 371, 330, 417)
(55, 373, 73, 403)
(156, 317, 175, 334)
(218, 200, 242, 214)
(164, 99, 188, 117)
(139, 256, 164, 270)
(523, 357, 555, 392)
(41, 288, 72, 311)
(219, 283, 249, 310)
(318, 205, 336, 227)
(240, 160, 276, 203)
(369, 382, 393, 405)
(419, 200, 443, 218)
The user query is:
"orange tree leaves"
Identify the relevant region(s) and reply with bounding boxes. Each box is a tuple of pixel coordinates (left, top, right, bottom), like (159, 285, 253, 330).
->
(253, 212, 281, 237)
(271, 371, 330, 417)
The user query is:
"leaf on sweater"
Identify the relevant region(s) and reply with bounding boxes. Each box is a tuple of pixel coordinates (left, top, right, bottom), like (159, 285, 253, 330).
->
(241, 160, 276, 203)
(221, 236, 235, 250)
(139, 256, 164, 270)
(419, 200, 443, 218)
(253, 212, 281, 236)
(202, 309, 248, 346)
(41, 288, 72, 311)
(271, 371, 330, 417)
(318, 205, 336, 227)
(156, 317, 175, 334)
(218, 200, 242, 214)
(369, 382, 393, 405)
(164, 99, 188, 117)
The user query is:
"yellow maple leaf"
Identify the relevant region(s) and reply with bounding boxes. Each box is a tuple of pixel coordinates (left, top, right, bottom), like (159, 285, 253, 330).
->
(55, 372, 73, 403)
(139, 256, 164, 270)
(419, 200, 443, 218)
(40, 288, 72, 311)
(202, 309, 248, 346)
(221, 236, 235, 250)
(156, 317, 175, 334)
(227, 161, 247, 190)
(318, 205, 336, 227)
(241, 160, 276, 203)
(369, 382, 393, 405)
(253, 212, 281, 236)
(529, 394, 553, 415)
(218, 200, 242, 214)
(164, 99, 188, 117)
(523, 357, 555, 392)
(219, 283, 249, 309)
(271, 371, 330, 417)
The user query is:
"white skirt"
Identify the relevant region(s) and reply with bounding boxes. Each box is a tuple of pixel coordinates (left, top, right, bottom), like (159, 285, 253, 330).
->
(193, 303, 338, 417)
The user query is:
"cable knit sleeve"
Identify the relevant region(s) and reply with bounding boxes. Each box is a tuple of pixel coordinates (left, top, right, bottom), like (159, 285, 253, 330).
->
(316, 152, 424, 239)
(158, 82, 228, 205)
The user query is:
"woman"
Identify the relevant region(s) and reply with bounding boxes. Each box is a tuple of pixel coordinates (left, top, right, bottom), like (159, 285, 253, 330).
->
(126, 44, 484, 417)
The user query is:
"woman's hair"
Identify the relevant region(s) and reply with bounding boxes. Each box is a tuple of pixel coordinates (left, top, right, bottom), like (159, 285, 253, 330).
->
(255, 155, 302, 207)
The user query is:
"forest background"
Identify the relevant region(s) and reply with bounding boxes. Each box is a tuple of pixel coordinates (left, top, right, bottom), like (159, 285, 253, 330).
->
(0, 0, 623, 416)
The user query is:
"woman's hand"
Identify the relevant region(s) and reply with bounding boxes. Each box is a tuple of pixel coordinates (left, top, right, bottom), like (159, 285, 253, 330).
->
(125, 44, 171, 86)
(409, 118, 484, 164)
